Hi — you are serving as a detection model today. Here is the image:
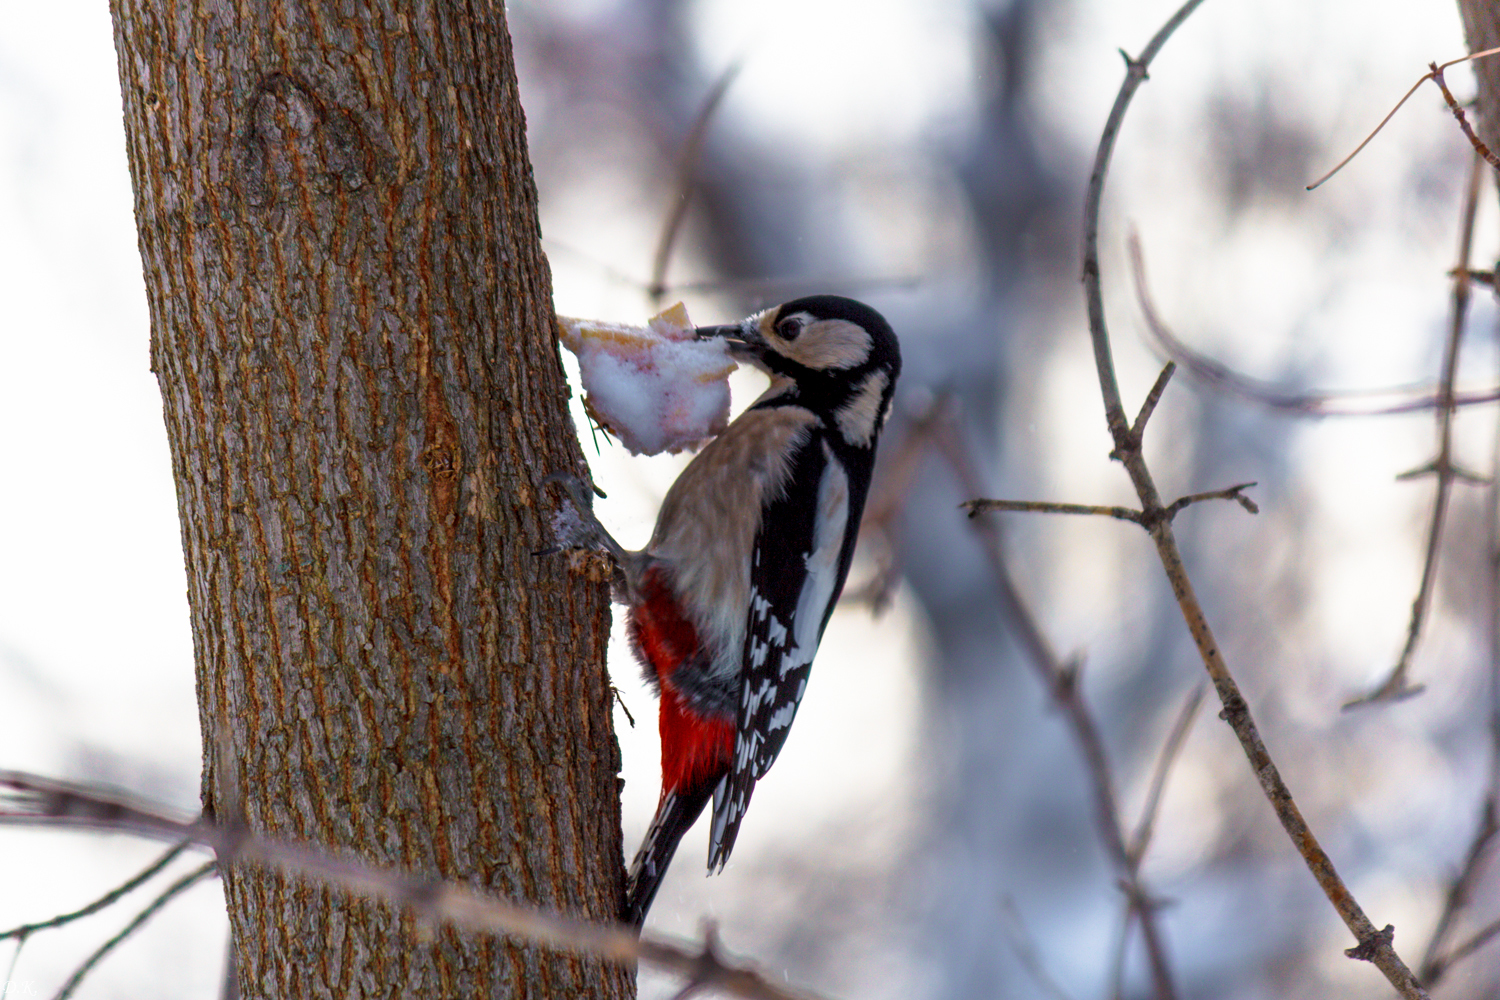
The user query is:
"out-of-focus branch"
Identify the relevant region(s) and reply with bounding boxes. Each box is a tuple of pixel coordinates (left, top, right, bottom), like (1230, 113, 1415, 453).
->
(1079, 2, 1430, 996)
(1128, 685, 1206, 866)
(932, 410, 1179, 1000)
(1418, 156, 1500, 984)
(649, 62, 743, 306)
(54, 860, 219, 1000)
(1430, 915, 1500, 977)
(842, 405, 943, 612)
(1348, 151, 1486, 709)
(1419, 801, 1499, 984)
(1109, 685, 1203, 1000)
(0, 771, 824, 1000)
(1129, 233, 1500, 419)
(999, 896, 1077, 1000)
(0, 839, 191, 942)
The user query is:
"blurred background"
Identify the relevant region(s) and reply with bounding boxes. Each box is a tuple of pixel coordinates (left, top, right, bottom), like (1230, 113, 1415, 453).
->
(1, 0, 1496, 997)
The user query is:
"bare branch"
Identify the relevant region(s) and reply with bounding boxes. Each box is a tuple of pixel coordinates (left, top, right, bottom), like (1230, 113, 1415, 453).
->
(1129, 232, 1500, 418)
(963, 498, 1144, 522)
(1082, 2, 1429, 995)
(1307, 44, 1500, 189)
(0, 839, 191, 941)
(0, 771, 825, 1000)
(1431, 63, 1500, 171)
(964, 483, 1255, 527)
(1161, 483, 1258, 520)
(999, 897, 1077, 1000)
(1128, 686, 1206, 864)
(649, 62, 743, 306)
(1131, 363, 1177, 441)
(1347, 150, 1486, 710)
(1081, 0, 1211, 444)
(53, 860, 219, 1000)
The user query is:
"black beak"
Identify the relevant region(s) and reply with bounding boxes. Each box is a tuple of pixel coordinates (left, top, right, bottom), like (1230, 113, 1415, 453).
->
(695, 320, 765, 362)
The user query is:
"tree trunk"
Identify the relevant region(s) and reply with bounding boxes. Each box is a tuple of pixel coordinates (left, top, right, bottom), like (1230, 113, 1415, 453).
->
(1460, 0, 1500, 161)
(107, 3, 632, 998)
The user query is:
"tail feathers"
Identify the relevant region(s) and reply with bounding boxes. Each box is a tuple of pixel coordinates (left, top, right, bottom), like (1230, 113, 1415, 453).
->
(622, 779, 718, 927)
(706, 770, 755, 873)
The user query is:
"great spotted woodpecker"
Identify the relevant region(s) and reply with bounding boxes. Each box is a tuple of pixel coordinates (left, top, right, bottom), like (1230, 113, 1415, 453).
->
(556, 295, 900, 926)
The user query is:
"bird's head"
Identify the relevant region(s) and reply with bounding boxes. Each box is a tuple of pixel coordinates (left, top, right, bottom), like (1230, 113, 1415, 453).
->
(696, 295, 901, 445)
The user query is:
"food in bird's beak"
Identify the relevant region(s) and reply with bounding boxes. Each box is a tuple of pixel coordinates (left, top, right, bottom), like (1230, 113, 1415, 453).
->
(558, 302, 738, 455)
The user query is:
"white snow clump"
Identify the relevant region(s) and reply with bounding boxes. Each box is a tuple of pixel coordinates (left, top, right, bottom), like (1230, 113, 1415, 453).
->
(558, 302, 737, 456)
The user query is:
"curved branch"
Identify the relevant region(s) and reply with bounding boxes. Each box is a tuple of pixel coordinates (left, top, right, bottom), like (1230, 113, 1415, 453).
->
(1080, 3, 1430, 996)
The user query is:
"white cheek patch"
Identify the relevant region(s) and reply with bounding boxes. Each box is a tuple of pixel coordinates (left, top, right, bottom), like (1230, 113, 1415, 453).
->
(834, 370, 890, 448)
(786, 319, 872, 371)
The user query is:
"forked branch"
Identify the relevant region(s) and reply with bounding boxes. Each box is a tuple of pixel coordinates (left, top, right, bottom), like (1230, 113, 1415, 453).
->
(1079, 1, 1429, 995)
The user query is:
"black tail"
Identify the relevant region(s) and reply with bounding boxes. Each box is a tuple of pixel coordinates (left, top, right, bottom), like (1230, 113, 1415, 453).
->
(622, 779, 718, 926)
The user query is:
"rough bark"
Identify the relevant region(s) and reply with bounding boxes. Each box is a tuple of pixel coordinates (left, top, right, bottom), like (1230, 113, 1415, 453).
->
(107, 3, 631, 998)
(1460, 0, 1500, 162)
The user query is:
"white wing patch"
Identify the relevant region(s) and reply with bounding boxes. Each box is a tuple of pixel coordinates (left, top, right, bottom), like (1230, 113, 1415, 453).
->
(792, 445, 849, 656)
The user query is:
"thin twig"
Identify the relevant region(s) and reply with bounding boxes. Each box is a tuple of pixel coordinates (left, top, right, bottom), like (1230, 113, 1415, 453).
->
(1308, 44, 1500, 189)
(1161, 483, 1258, 520)
(649, 62, 744, 306)
(1131, 363, 1176, 441)
(0, 771, 823, 1000)
(1432, 915, 1500, 975)
(963, 498, 1145, 522)
(0, 839, 191, 940)
(1082, 2, 1429, 995)
(964, 484, 1255, 526)
(999, 897, 1077, 1000)
(1347, 149, 1485, 710)
(53, 860, 218, 1000)
(1419, 181, 1500, 986)
(1431, 64, 1500, 171)
(1128, 685, 1206, 864)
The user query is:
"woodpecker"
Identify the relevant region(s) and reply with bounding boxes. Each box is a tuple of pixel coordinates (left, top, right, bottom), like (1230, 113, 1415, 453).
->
(555, 295, 900, 926)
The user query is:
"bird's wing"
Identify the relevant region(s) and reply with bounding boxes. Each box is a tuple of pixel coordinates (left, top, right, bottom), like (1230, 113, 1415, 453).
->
(707, 433, 852, 870)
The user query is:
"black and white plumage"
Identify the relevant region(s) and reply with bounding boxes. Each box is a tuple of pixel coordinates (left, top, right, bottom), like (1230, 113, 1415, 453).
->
(557, 295, 900, 926)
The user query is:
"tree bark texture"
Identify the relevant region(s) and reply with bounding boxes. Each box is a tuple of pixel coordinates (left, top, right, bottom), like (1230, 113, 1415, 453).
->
(1460, 0, 1500, 162)
(108, 3, 631, 998)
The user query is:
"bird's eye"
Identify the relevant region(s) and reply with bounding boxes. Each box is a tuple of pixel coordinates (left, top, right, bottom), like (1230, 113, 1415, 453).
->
(775, 317, 802, 341)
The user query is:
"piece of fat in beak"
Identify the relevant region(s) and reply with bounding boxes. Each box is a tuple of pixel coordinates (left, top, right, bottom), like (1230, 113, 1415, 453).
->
(558, 302, 737, 456)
